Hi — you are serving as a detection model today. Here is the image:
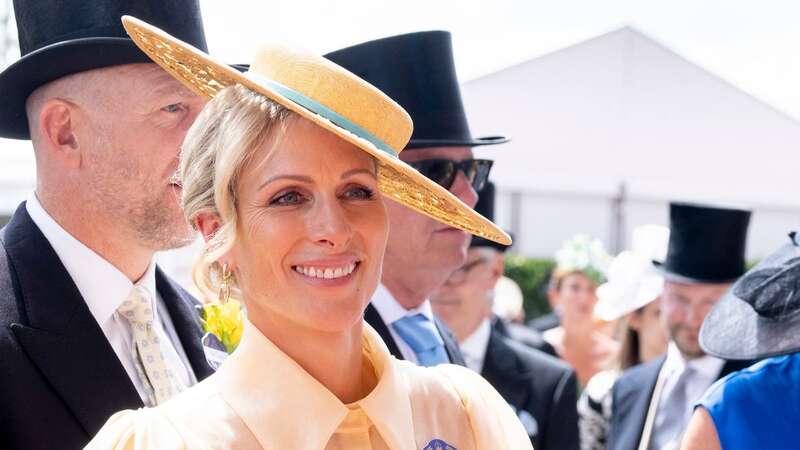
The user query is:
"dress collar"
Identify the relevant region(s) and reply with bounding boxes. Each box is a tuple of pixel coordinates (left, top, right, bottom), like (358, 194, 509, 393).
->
(25, 194, 157, 327)
(215, 319, 416, 450)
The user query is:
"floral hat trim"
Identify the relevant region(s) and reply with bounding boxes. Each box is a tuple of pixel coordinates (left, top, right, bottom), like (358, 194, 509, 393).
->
(554, 234, 611, 285)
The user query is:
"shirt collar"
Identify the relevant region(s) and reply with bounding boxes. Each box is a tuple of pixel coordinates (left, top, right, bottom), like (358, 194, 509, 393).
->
(663, 341, 724, 379)
(460, 319, 492, 372)
(371, 282, 434, 325)
(25, 194, 157, 327)
(215, 319, 416, 450)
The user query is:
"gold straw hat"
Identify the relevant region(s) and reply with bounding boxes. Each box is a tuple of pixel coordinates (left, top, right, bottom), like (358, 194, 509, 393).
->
(122, 16, 510, 245)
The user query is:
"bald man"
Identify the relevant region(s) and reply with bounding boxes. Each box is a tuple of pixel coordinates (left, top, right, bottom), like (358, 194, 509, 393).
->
(0, 2, 219, 449)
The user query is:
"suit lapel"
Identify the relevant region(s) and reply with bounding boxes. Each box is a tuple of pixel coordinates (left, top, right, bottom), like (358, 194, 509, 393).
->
(364, 303, 404, 360)
(434, 316, 466, 366)
(613, 356, 664, 450)
(155, 269, 214, 381)
(635, 358, 754, 449)
(481, 330, 528, 407)
(2, 204, 142, 437)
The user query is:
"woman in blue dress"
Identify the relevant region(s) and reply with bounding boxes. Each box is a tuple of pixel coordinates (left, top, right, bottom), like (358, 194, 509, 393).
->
(680, 233, 800, 450)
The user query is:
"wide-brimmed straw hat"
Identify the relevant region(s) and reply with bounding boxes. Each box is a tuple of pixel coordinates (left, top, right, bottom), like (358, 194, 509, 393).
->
(121, 16, 510, 245)
(470, 182, 513, 252)
(700, 232, 800, 360)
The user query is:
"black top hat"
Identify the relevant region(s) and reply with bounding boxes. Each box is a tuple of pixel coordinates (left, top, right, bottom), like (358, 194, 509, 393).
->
(701, 232, 800, 360)
(0, 0, 210, 140)
(325, 31, 508, 150)
(470, 182, 511, 252)
(657, 202, 752, 283)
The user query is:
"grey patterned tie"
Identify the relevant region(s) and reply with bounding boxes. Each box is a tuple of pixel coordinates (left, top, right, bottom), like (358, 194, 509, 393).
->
(651, 366, 696, 450)
(117, 285, 186, 406)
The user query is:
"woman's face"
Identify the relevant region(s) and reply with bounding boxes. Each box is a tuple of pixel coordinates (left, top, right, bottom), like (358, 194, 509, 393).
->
(228, 117, 388, 334)
(629, 297, 669, 362)
(555, 272, 598, 321)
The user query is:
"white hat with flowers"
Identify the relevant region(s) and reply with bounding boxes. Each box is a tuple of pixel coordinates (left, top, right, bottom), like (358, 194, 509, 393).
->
(594, 225, 670, 321)
(554, 234, 612, 285)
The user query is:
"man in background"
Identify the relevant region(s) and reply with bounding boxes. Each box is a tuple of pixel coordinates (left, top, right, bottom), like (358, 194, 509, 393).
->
(607, 203, 755, 450)
(327, 31, 507, 366)
(0, 2, 221, 448)
(431, 182, 579, 450)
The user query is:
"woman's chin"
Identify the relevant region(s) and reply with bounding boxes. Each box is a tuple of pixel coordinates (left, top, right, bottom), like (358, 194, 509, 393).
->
(305, 308, 366, 333)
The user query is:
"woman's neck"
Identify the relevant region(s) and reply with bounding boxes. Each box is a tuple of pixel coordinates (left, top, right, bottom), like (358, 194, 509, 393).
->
(251, 312, 376, 404)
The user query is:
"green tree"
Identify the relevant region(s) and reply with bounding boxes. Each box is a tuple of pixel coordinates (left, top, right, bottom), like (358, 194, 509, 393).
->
(504, 254, 556, 321)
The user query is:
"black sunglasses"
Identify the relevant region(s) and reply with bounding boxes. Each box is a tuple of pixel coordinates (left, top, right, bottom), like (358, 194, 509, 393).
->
(407, 158, 494, 192)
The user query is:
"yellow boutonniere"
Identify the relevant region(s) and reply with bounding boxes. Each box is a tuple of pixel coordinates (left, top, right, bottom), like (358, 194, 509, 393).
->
(199, 299, 244, 353)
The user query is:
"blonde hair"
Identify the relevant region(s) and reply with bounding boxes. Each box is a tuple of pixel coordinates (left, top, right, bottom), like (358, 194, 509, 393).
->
(180, 85, 293, 302)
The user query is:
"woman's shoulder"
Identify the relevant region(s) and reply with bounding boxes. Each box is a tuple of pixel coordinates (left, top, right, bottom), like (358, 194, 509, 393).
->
(702, 353, 799, 407)
(394, 361, 534, 450)
(394, 359, 504, 406)
(85, 377, 258, 450)
(83, 407, 184, 450)
(698, 353, 800, 449)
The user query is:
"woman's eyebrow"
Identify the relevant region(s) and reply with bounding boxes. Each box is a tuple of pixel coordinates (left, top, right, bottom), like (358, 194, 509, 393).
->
(341, 168, 377, 180)
(259, 174, 313, 191)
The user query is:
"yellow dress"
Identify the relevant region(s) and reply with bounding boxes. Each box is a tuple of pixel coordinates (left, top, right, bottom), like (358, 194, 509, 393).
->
(85, 320, 533, 450)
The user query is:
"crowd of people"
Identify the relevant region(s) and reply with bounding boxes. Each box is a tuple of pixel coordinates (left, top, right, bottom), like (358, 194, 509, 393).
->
(0, 1, 798, 449)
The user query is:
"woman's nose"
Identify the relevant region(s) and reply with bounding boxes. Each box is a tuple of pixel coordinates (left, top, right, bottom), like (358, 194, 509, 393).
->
(449, 169, 479, 208)
(309, 197, 353, 249)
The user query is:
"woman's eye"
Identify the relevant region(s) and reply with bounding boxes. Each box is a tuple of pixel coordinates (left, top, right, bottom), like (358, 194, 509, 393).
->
(344, 186, 375, 200)
(270, 191, 304, 206)
(161, 103, 184, 113)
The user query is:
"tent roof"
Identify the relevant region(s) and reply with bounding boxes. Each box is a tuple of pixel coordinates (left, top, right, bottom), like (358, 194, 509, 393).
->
(464, 27, 800, 208)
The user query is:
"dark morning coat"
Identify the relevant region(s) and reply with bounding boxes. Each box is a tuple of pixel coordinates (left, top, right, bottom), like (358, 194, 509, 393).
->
(492, 316, 557, 357)
(606, 355, 755, 450)
(364, 303, 466, 366)
(481, 326, 580, 450)
(0, 203, 215, 450)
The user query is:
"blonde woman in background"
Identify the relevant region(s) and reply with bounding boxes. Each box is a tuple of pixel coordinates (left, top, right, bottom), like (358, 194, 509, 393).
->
(85, 17, 530, 450)
(578, 225, 670, 450)
(540, 235, 618, 386)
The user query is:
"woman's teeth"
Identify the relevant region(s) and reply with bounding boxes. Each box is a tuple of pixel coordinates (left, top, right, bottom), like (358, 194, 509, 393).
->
(294, 263, 357, 279)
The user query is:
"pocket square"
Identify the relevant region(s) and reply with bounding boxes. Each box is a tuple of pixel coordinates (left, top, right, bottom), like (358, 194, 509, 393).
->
(423, 439, 457, 450)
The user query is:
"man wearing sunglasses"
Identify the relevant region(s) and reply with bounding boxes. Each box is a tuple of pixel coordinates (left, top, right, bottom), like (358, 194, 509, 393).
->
(327, 31, 507, 367)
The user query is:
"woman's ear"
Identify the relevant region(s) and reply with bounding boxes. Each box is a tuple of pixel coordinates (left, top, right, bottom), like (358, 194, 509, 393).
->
(195, 213, 222, 243)
(547, 286, 559, 309)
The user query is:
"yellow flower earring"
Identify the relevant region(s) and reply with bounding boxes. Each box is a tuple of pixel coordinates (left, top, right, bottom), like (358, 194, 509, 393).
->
(200, 262, 244, 359)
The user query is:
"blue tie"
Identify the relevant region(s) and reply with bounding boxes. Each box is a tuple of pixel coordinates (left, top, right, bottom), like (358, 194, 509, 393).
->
(391, 314, 450, 367)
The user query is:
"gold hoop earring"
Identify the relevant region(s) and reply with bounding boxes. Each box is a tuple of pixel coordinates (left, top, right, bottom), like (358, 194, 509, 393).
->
(218, 263, 232, 304)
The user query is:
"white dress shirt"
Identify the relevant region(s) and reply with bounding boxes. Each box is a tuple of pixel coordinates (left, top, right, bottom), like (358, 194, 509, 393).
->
(459, 319, 492, 373)
(26, 194, 197, 402)
(370, 283, 438, 364)
(651, 341, 724, 449)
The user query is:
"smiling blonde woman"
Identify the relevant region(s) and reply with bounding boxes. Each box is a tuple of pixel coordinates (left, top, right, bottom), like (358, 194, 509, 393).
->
(84, 17, 527, 450)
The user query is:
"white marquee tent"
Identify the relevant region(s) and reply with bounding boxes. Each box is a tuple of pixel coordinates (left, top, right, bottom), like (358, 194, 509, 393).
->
(465, 27, 800, 259)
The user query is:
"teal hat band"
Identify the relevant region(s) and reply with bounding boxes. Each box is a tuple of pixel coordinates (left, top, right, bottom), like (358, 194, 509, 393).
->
(246, 73, 398, 158)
